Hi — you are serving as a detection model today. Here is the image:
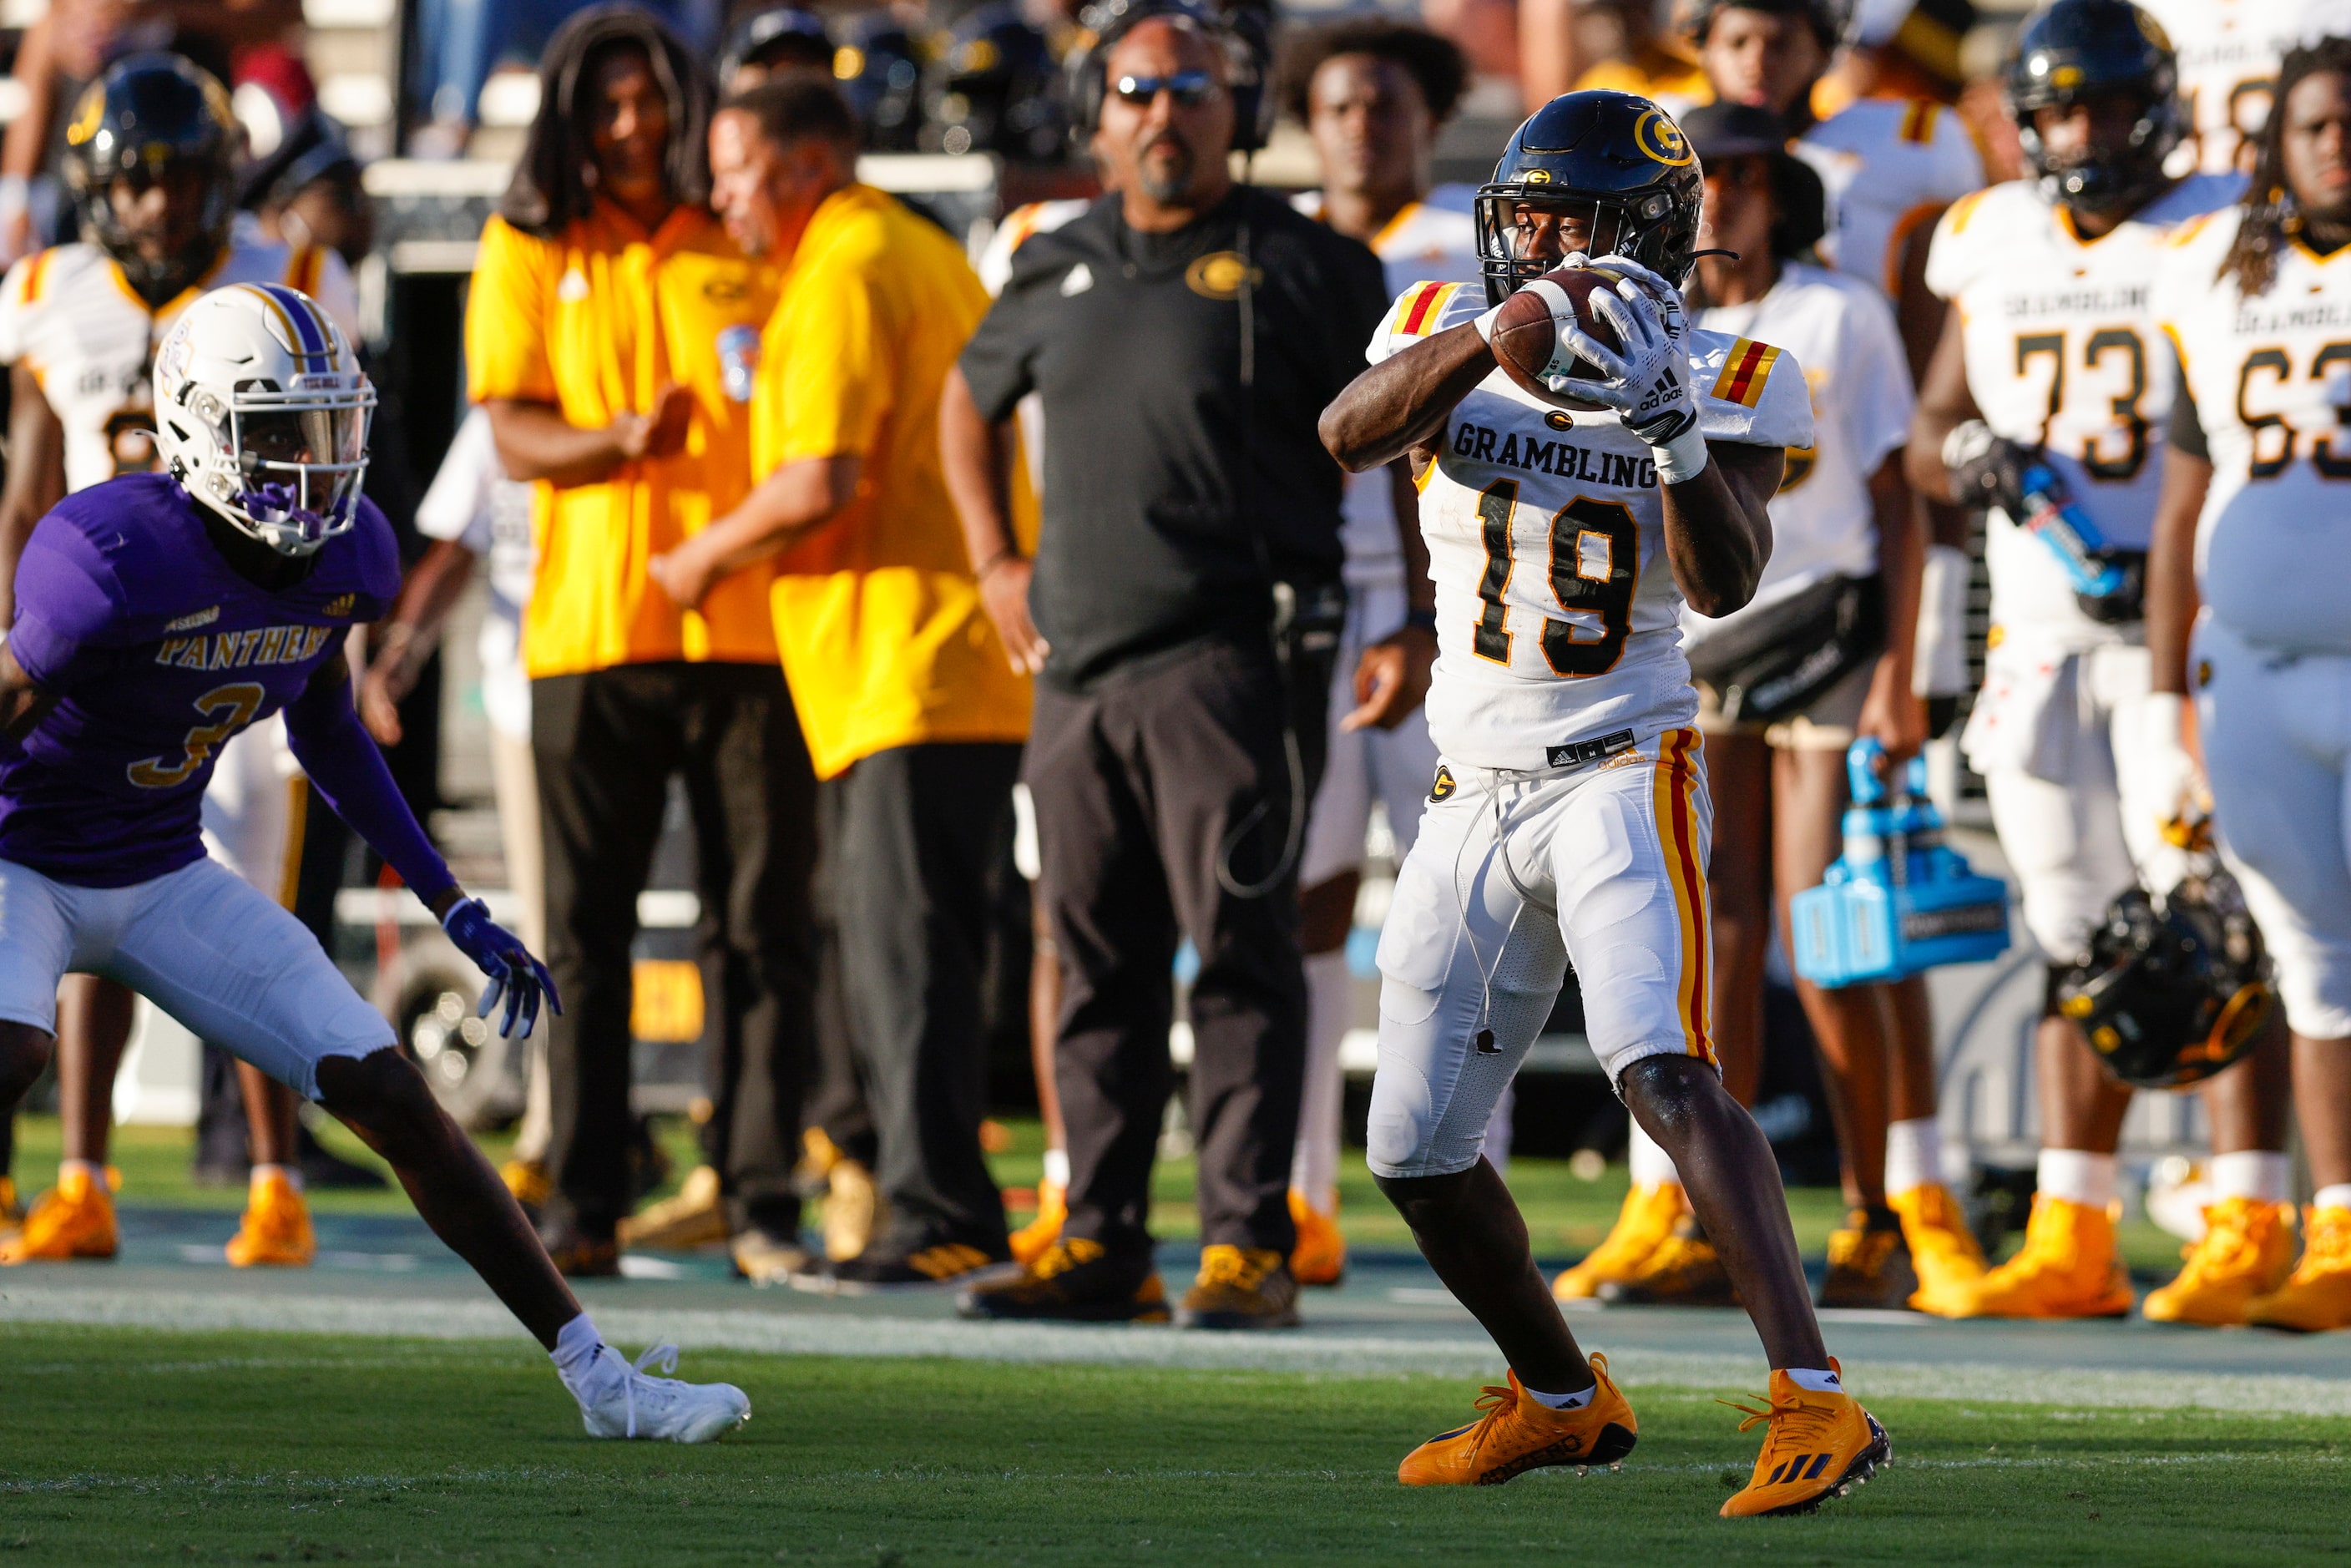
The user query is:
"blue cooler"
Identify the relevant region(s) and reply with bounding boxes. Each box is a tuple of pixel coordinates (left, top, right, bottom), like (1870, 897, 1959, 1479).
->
(1790, 739, 2010, 989)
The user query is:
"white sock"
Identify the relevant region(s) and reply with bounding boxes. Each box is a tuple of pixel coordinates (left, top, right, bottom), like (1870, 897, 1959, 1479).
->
(250, 1163, 303, 1194)
(2313, 1184, 2351, 1214)
(1042, 1147, 1069, 1190)
(550, 1313, 614, 1404)
(2038, 1149, 2116, 1209)
(2209, 1151, 2291, 1205)
(1627, 1120, 1680, 1188)
(1883, 1118, 1942, 1198)
(1522, 1379, 1597, 1409)
(1784, 1367, 1843, 1393)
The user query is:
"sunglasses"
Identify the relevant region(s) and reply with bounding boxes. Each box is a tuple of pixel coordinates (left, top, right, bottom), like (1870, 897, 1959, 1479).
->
(1111, 71, 1220, 107)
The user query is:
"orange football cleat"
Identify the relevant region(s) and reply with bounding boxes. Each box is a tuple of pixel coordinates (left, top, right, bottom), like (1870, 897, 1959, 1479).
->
(1719, 1361, 1889, 1517)
(225, 1171, 316, 1267)
(1398, 1356, 1638, 1485)
(1889, 1182, 1985, 1311)
(1288, 1189, 1346, 1287)
(2141, 1196, 2296, 1326)
(0, 1166, 119, 1263)
(1923, 1194, 2131, 1319)
(1009, 1176, 1066, 1268)
(1554, 1181, 1684, 1300)
(2247, 1205, 2351, 1333)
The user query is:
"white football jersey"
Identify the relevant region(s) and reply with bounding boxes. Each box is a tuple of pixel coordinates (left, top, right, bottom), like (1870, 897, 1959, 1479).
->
(2156, 207, 2351, 655)
(2139, 0, 2291, 175)
(1686, 262, 1914, 650)
(0, 238, 360, 494)
(1926, 175, 2239, 646)
(1797, 97, 1985, 301)
(1296, 185, 1485, 589)
(1368, 279, 1814, 769)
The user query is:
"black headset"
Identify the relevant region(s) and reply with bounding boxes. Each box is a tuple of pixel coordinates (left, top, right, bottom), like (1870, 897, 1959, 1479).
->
(1067, 0, 1272, 154)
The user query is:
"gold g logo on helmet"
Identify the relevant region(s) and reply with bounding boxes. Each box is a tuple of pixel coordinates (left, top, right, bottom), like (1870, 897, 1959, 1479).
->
(66, 83, 104, 146)
(1633, 109, 1694, 169)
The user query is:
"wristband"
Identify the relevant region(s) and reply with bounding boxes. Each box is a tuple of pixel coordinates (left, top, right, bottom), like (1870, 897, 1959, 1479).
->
(1652, 424, 1710, 485)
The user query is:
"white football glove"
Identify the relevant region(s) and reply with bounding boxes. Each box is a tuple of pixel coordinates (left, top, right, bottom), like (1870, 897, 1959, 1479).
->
(1555, 282, 1700, 448)
(2136, 691, 2205, 846)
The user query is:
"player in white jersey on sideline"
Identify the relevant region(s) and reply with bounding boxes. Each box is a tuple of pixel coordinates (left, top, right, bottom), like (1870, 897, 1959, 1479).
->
(1277, 17, 1487, 1289)
(0, 54, 362, 1270)
(1577, 101, 1981, 1315)
(2139, 0, 2292, 175)
(1909, 0, 2294, 1324)
(2148, 35, 2351, 1331)
(1322, 89, 1888, 1519)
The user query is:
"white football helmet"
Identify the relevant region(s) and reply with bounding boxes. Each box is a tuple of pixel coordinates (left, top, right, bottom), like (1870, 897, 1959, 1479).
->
(153, 282, 375, 556)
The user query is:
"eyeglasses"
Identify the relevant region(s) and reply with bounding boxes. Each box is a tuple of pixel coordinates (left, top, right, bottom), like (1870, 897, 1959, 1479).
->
(1111, 72, 1219, 107)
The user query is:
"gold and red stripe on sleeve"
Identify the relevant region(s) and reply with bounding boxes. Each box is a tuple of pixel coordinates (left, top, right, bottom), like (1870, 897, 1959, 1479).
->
(1395, 280, 1464, 337)
(1709, 337, 1781, 409)
(20, 248, 53, 305)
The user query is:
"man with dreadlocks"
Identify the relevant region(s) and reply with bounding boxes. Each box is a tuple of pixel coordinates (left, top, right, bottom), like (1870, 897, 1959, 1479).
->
(463, 4, 815, 1282)
(1909, 0, 2293, 1325)
(2146, 30, 2351, 1333)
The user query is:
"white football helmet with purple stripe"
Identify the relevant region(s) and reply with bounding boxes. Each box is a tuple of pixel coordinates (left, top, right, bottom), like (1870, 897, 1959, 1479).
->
(154, 282, 376, 556)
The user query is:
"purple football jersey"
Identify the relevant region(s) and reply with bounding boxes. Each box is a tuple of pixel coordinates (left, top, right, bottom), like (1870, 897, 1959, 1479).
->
(2, 473, 397, 887)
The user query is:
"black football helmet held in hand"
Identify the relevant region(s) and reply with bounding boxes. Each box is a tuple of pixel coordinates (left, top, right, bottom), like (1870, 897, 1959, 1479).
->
(1475, 91, 1704, 306)
(63, 53, 238, 305)
(2007, 0, 2182, 217)
(2055, 873, 2272, 1090)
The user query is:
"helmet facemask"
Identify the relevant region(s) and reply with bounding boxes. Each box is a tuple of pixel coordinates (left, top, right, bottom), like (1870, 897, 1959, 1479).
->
(2014, 83, 2181, 216)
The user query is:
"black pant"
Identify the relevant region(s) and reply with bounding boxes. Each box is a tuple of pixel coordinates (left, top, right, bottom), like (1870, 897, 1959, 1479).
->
(822, 742, 1019, 1253)
(1027, 636, 1326, 1259)
(533, 662, 817, 1239)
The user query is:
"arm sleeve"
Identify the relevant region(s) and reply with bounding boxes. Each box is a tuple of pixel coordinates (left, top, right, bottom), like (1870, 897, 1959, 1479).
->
(2167, 372, 2210, 463)
(464, 219, 558, 406)
(7, 515, 124, 693)
(958, 287, 1041, 424)
(770, 255, 892, 465)
(281, 641, 458, 906)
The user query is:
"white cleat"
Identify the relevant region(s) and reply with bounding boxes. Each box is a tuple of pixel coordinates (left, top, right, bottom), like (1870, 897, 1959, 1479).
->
(579, 1343, 751, 1444)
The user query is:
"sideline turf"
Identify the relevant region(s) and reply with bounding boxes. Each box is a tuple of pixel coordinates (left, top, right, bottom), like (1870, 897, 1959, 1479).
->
(0, 1325, 2341, 1565)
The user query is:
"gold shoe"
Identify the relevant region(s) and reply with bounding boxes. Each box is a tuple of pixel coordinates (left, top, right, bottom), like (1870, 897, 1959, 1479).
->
(1398, 1357, 1638, 1485)
(1554, 1181, 1684, 1300)
(1890, 1182, 1986, 1310)
(1009, 1177, 1066, 1268)
(500, 1158, 550, 1212)
(0, 1166, 119, 1263)
(619, 1164, 728, 1250)
(1929, 1195, 2131, 1319)
(1288, 1189, 1347, 1287)
(1174, 1244, 1301, 1329)
(1718, 1361, 1889, 1518)
(225, 1171, 316, 1267)
(2141, 1196, 2296, 1327)
(824, 1156, 886, 1262)
(2247, 1205, 2351, 1333)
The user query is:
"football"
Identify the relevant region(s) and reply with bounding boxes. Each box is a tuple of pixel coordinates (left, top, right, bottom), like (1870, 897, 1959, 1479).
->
(1485, 264, 1628, 406)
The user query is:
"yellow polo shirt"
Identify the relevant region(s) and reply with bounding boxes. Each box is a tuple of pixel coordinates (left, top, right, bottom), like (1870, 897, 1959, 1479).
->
(466, 201, 780, 679)
(756, 184, 1029, 780)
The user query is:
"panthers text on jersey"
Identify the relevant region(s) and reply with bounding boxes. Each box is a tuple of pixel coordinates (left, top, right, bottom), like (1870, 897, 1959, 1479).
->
(1296, 185, 1484, 589)
(1797, 96, 1985, 301)
(1925, 173, 2240, 647)
(0, 239, 360, 494)
(2139, 0, 2292, 176)
(1688, 261, 1914, 650)
(2157, 207, 2351, 655)
(1367, 279, 1814, 771)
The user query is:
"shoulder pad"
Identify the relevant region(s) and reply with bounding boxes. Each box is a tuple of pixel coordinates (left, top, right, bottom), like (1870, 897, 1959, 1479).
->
(1691, 331, 1814, 449)
(1368, 279, 1481, 363)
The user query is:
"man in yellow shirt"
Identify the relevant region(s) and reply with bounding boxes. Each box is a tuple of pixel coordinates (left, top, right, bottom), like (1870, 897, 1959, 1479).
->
(464, 8, 816, 1280)
(651, 75, 1029, 1290)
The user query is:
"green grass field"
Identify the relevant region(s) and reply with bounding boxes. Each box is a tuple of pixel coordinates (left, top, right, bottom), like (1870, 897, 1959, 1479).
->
(3, 1114, 2202, 1273)
(0, 1325, 2343, 1566)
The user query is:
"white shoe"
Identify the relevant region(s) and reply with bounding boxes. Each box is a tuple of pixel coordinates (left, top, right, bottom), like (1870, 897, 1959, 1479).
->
(579, 1343, 750, 1443)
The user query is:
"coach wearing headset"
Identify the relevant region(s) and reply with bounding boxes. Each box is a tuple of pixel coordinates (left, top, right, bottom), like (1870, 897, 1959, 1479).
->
(942, 0, 1388, 1330)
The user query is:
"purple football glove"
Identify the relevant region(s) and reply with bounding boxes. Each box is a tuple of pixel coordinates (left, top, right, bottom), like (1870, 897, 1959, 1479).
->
(441, 897, 562, 1039)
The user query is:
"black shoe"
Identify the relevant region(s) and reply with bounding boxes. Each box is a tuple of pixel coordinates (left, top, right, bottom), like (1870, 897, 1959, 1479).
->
(1818, 1207, 1919, 1310)
(800, 1239, 1014, 1296)
(538, 1222, 621, 1278)
(956, 1238, 1169, 1323)
(1596, 1220, 1742, 1307)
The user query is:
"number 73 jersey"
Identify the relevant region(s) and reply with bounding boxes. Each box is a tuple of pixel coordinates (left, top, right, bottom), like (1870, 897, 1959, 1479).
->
(1368, 280, 1814, 772)
(1924, 175, 2238, 643)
